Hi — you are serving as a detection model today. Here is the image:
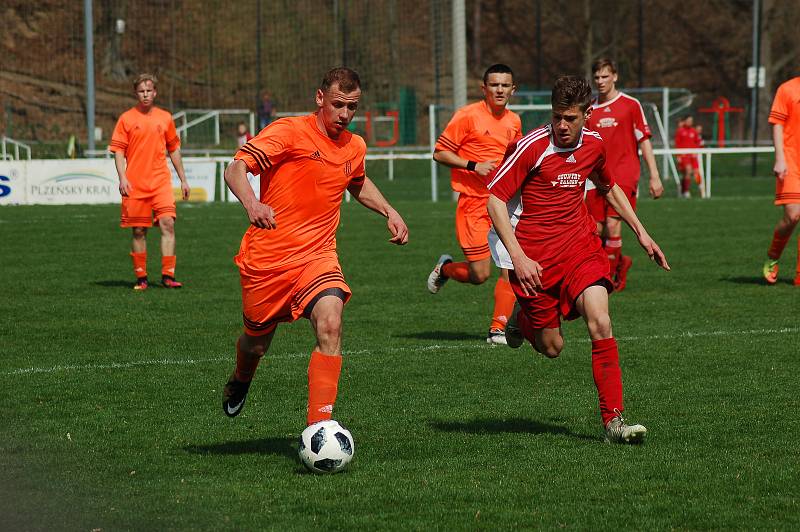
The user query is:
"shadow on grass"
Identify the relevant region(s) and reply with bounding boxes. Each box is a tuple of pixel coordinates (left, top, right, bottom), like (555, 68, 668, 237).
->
(94, 280, 133, 288)
(394, 331, 485, 341)
(722, 275, 796, 286)
(184, 436, 297, 461)
(430, 417, 599, 442)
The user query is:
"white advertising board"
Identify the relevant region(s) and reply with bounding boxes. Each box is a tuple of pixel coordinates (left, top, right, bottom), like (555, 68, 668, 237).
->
(26, 160, 120, 204)
(0, 162, 28, 205)
(170, 160, 217, 202)
(226, 172, 260, 203)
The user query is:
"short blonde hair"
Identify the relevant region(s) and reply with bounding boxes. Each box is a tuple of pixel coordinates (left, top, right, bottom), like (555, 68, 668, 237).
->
(133, 73, 158, 91)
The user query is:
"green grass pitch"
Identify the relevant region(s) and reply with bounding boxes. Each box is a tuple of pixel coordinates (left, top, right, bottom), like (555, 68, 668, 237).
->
(1, 168, 798, 529)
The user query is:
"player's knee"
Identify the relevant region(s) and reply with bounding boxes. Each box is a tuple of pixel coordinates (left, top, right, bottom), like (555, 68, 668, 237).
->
(785, 210, 800, 226)
(132, 227, 147, 239)
(159, 216, 175, 233)
(314, 313, 343, 341)
(534, 336, 563, 358)
(587, 313, 612, 339)
(469, 269, 490, 284)
(239, 335, 267, 358)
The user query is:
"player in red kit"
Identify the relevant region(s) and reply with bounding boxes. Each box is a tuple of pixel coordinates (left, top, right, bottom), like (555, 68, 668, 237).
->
(487, 75, 670, 443)
(585, 58, 663, 292)
(674, 115, 704, 198)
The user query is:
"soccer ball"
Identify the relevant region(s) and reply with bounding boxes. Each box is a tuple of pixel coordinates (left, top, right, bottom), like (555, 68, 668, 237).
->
(298, 420, 355, 474)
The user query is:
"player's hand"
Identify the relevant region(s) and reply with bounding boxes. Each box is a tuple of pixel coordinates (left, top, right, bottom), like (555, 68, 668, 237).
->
(247, 202, 277, 229)
(386, 209, 409, 245)
(512, 254, 544, 296)
(638, 233, 670, 271)
(180, 180, 191, 201)
(475, 161, 498, 177)
(774, 159, 788, 180)
(118, 176, 131, 197)
(649, 175, 664, 199)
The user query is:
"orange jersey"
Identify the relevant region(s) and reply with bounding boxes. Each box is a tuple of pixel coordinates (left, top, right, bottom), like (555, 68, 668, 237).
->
(233, 114, 366, 271)
(769, 77, 800, 177)
(435, 101, 521, 197)
(109, 106, 180, 198)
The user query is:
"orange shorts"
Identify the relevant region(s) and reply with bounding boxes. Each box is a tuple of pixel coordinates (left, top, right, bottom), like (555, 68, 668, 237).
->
(776, 171, 800, 205)
(120, 187, 176, 227)
(238, 255, 351, 336)
(585, 184, 637, 223)
(455, 194, 491, 261)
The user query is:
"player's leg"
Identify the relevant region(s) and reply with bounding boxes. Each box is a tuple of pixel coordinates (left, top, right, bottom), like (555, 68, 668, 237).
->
(504, 275, 563, 356)
(605, 186, 636, 292)
(130, 226, 149, 290)
(575, 284, 645, 443)
(679, 159, 692, 198)
(487, 268, 517, 344)
(764, 203, 800, 284)
(223, 330, 275, 417)
(307, 291, 347, 425)
(154, 192, 181, 288)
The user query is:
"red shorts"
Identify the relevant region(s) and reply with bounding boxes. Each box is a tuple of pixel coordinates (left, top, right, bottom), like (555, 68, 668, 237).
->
(509, 240, 612, 330)
(238, 254, 351, 336)
(585, 184, 637, 222)
(120, 187, 176, 227)
(677, 155, 699, 171)
(455, 194, 491, 261)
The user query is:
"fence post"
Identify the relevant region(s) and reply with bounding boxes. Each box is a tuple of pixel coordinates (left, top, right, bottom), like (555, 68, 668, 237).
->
(429, 104, 438, 202)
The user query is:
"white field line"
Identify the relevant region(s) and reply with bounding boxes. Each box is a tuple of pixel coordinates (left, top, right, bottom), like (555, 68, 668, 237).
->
(4, 326, 797, 377)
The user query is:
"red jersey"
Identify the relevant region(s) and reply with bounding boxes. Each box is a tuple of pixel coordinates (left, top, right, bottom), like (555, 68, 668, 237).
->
(435, 101, 522, 197)
(487, 125, 615, 267)
(233, 114, 366, 271)
(586, 92, 651, 188)
(674, 125, 701, 149)
(109, 106, 180, 198)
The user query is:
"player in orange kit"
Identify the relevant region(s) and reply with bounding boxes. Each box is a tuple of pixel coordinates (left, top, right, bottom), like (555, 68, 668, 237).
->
(427, 64, 522, 345)
(109, 73, 190, 290)
(763, 76, 800, 286)
(222, 67, 409, 426)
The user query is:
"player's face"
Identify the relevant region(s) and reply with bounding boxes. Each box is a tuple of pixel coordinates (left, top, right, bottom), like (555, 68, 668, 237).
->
(135, 80, 157, 109)
(315, 83, 361, 139)
(481, 73, 515, 112)
(685, 116, 694, 127)
(593, 67, 617, 96)
(551, 105, 590, 148)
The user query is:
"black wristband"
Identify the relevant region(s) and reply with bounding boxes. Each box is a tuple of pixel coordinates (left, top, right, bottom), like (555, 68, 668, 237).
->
(466, 160, 477, 171)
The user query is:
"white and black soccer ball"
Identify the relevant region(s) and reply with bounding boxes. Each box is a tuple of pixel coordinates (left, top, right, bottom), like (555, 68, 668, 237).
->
(298, 420, 354, 474)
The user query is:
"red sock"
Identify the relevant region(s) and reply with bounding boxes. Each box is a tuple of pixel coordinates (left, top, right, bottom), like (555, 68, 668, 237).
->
(442, 261, 470, 283)
(591, 337, 624, 426)
(161, 255, 177, 278)
(130, 251, 147, 279)
(234, 339, 262, 383)
(307, 351, 342, 425)
(768, 230, 791, 260)
(604, 236, 622, 273)
(681, 177, 690, 194)
(490, 277, 516, 331)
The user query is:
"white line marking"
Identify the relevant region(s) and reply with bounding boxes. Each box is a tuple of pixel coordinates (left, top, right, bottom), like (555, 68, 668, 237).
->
(4, 327, 797, 376)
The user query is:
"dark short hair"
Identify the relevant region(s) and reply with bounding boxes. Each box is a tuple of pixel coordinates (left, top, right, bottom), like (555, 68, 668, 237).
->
(133, 73, 157, 91)
(320, 67, 361, 93)
(591, 58, 617, 75)
(483, 64, 514, 84)
(551, 75, 593, 113)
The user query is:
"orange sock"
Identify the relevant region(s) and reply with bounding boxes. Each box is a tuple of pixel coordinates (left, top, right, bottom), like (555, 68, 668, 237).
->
(768, 230, 791, 260)
(130, 251, 147, 279)
(442, 261, 470, 283)
(307, 351, 342, 425)
(234, 339, 262, 382)
(162, 255, 176, 278)
(490, 277, 516, 331)
(694, 170, 702, 185)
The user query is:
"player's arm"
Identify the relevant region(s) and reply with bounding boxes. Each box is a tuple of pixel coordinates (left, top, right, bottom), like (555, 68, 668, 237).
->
(433, 150, 497, 177)
(224, 159, 276, 229)
(639, 138, 663, 199)
(773, 124, 788, 179)
(487, 194, 543, 295)
(112, 150, 130, 197)
(168, 149, 190, 200)
(347, 177, 408, 245)
(601, 183, 670, 271)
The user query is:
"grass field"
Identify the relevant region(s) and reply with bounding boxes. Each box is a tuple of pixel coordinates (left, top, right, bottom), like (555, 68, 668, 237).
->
(1, 171, 798, 530)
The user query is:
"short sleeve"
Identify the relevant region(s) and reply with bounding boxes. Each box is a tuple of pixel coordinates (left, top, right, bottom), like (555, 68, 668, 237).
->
(632, 100, 652, 143)
(165, 118, 180, 152)
(349, 139, 366, 187)
(769, 84, 790, 125)
(434, 109, 472, 153)
(486, 139, 537, 202)
(234, 119, 293, 175)
(108, 116, 128, 153)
